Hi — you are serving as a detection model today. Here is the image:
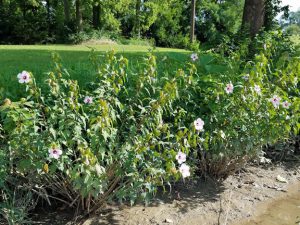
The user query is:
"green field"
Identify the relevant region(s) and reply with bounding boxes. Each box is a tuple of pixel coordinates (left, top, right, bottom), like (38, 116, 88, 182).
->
(0, 44, 190, 100)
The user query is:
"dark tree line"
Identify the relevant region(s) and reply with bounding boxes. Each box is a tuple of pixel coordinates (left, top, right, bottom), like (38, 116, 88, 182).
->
(0, 0, 288, 46)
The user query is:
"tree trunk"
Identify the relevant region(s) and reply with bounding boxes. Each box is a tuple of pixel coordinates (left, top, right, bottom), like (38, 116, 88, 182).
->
(76, 0, 83, 32)
(242, 0, 265, 36)
(92, 4, 100, 29)
(190, 0, 196, 43)
(134, 0, 141, 38)
(63, 0, 70, 23)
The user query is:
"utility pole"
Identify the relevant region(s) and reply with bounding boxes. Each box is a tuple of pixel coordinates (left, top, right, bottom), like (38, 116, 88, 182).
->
(190, 0, 196, 43)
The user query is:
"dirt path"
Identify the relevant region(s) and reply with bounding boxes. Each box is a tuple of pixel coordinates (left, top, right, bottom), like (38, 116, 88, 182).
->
(81, 163, 300, 225)
(237, 180, 300, 225)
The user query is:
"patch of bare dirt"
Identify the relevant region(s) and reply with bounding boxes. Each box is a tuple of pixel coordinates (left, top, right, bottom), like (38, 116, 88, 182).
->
(80, 39, 118, 45)
(35, 163, 300, 225)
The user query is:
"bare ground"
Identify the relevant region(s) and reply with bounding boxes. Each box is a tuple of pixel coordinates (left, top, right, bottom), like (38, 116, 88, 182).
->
(34, 162, 300, 225)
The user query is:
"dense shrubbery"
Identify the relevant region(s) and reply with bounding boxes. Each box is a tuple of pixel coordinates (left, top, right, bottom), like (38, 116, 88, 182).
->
(0, 31, 299, 223)
(156, 30, 299, 179)
(0, 51, 192, 222)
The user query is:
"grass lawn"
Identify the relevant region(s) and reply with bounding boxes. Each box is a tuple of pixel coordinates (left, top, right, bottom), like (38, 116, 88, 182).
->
(0, 44, 190, 100)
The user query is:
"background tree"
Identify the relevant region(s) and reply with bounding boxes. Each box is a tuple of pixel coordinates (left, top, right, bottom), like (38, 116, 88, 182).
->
(288, 10, 300, 25)
(242, 0, 265, 36)
(92, 1, 101, 28)
(242, 0, 289, 36)
(0, 0, 293, 46)
(264, 0, 289, 30)
(63, 0, 71, 25)
(195, 0, 244, 44)
(280, 9, 300, 35)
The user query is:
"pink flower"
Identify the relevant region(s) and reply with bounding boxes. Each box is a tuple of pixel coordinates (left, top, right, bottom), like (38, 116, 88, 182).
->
(282, 101, 291, 109)
(48, 148, 62, 159)
(194, 118, 204, 131)
(179, 163, 190, 178)
(176, 151, 186, 164)
(17, 71, 31, 83)
(270, 95, 281, 108)
(225, 83, 234, 94)
(191, 53, 198, 61)
(84, 96, 93, 104)
(254, 85, 261, 94)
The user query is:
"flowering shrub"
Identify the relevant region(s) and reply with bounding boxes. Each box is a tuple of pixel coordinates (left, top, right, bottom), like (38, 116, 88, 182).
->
(170, 35, 300, 178)
(0, 52, 191, 214)
(0, 35, 299, 218)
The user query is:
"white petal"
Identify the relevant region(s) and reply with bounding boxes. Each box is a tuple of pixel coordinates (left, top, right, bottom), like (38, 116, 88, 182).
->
(57, 149, 62, 155)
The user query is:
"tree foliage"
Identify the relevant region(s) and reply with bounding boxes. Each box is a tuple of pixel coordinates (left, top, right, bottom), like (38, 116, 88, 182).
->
(0, 0, 293, 46)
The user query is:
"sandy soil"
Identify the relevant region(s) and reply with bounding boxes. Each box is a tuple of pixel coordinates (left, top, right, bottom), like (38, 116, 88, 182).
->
(31, 162, 300, 225)
(81, 163, 300, 225)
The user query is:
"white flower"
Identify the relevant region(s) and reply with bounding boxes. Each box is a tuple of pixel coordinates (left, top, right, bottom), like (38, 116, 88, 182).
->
(282, 101, 291, 109)
(95, 164, 104, 175)
(225, 83, 234, 94)
(48, 148, 62, 159)
(269, 95, 281, 108)
(254, 84, 261, 95)
(263, 44, 267, 50)
(191, 53, 198, 61)
(17, 71, 31, 83)
(179, 163, 190, 178)
(176, 151, 186, 164)
(220, 130, 226, 139)
(286, 115, 290, 120)
(84, 96, 93, 104)
(194, 118, 204, 131)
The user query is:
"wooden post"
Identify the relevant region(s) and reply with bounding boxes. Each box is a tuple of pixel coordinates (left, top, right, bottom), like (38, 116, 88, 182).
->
(135, 0, 141, 38)
(76, 0, 83, 32)
(190, 0, 196, 43)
